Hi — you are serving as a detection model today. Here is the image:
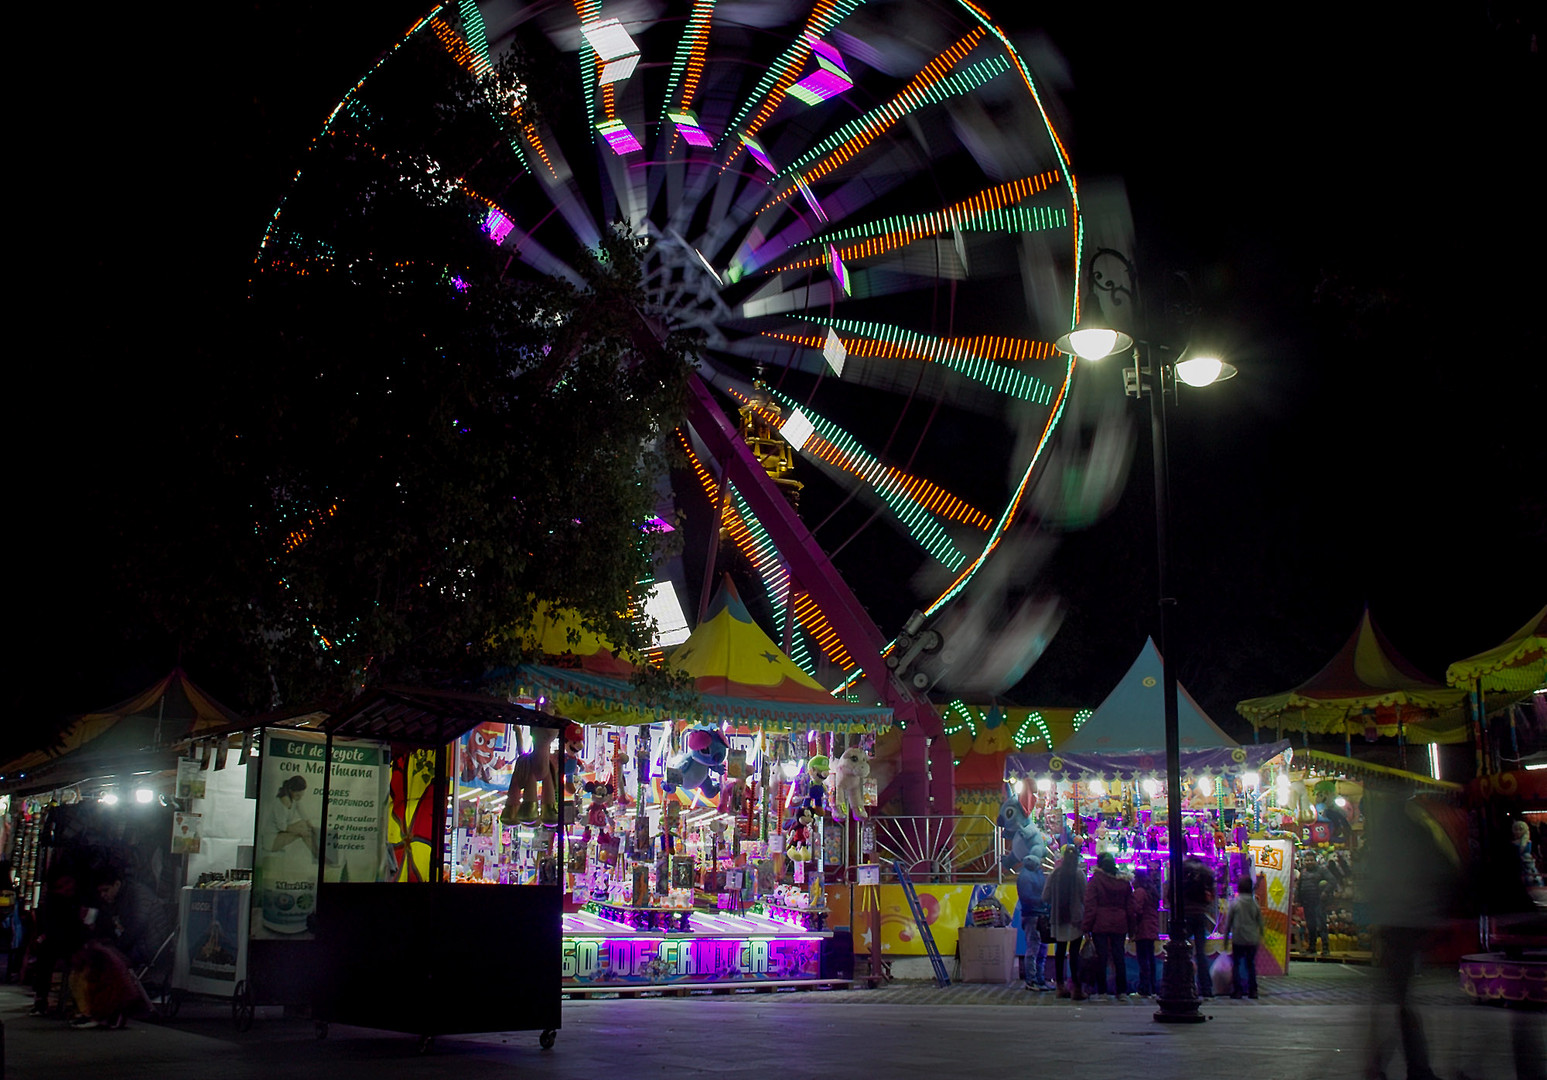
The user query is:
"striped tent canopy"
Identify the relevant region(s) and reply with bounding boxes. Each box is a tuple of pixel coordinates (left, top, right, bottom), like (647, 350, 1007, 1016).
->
(1237, 609, 1466, 744)
(0, 669, 243, 794)
(1446, 603, 1547, 701)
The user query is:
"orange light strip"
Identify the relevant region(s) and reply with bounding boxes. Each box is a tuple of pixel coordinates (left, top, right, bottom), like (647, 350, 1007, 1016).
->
(675, 430, 856, 670)
(429, 17, 482, 74)
(727, 389, 993, 531)
(780, 172, 1059, 269)
(762, 28, 984, 208)
(737, 0, 843, 146)
(764, 328, 1056, 365)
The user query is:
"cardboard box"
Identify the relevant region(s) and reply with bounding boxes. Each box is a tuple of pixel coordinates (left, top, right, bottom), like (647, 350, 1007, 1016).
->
(958, 926, 1018, 983)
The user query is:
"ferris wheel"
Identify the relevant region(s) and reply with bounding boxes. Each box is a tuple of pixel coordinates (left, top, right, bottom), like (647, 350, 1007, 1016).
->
(257, 0, 1085, 796)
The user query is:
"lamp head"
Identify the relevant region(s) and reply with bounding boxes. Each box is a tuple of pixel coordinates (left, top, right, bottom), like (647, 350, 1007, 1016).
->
(1173, 355, 1238, 388)
(1055, 323, 1134, 362)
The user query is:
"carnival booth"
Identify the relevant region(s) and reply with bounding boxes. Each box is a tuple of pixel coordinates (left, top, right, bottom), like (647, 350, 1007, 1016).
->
(501, 579, 889, 993)
(1448, 604, 1547, 1005)
(1005, 640, 1299, 982)
(310, 687, 562, 1050)
(0, 670, 242, 1007)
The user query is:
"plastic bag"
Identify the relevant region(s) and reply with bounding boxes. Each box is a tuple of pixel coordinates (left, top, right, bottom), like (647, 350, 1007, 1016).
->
(1210, 951, 1234, 996)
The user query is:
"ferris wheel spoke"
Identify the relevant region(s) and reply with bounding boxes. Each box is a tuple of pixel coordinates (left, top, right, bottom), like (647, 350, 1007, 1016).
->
(714, 0, 867, 158)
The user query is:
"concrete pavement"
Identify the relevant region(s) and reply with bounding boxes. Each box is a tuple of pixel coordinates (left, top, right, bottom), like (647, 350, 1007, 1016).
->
(4, 969, 1541, 1080)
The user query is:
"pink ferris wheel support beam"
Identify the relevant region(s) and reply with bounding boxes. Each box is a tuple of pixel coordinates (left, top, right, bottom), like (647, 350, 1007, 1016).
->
(684, 374, 953, 817)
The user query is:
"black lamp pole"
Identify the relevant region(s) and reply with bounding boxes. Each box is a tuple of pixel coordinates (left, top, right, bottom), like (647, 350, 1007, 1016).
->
(1142, 345, 1204, 1023)
(1066, 248, 1206, 1023)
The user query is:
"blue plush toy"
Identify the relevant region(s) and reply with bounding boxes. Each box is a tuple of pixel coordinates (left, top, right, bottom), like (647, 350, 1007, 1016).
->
(997, 798, 1049, 875)
(662, 725, 731, 798)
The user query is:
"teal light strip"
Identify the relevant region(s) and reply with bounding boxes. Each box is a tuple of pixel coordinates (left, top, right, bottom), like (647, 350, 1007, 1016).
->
(457, 0, 494, 77)
(715, 0, 865, 152)
(787, 315, 1054, 404)
(766, 389, 968, 571)
(659, 0, 717, 127)
(800, 204, 1068, 249)
(776, 55, 1010, 180)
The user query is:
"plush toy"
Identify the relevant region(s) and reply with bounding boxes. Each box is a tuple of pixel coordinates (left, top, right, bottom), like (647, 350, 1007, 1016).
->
(561, 722, 586, 794)
(1286, 769, 1317, 824)
(662, 725, 731, 798)
(784, 756, 830, 826)
(500, 725, 562, 825)
(1513, 820, 1543, 888)
(828, 746, 871, 821)
(997, 798, 1050, 875)
(786, 801, 816, 862)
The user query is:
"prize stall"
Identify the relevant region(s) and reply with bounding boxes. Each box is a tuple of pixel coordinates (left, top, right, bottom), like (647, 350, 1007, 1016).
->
(504, 579, 889, 993)
(1238, 609, 1472, 963)
(1005, 640, 1299, 982)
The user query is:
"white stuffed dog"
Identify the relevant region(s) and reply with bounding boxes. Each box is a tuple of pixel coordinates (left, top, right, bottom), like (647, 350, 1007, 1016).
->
(828, 746, 871, 821)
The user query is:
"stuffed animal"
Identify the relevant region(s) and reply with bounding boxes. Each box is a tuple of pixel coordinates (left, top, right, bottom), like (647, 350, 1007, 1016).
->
(662, 725, 731, 798)
(997, 798, 1050, 875)
(561, 722, 586, 794)
(828, 746, 871, 821)
(500, 725, 562, 825)
(784, 756, 830, 826)
(1514, 820, 1544, 888)
(1286, 769, 1316, 824)
(786, 801, 816, 862)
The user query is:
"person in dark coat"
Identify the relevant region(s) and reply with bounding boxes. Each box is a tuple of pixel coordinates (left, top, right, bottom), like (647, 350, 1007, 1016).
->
(1081, 851, 1133, 998)
(1130, 868, 1161, 997)
(1182, 855, 1219, 997)
(1042, 844, 1087, 1000)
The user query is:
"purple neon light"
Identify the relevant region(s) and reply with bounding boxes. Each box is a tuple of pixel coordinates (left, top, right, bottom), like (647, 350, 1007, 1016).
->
(450, 275, 469, 291)
(668, 111, 714, 148)
(596, 119, 643, 155)
(740, 135, 776, 174)
(828, 244, 850, 294)
(483, 209, 514, 245)
(789, 67, 852, 105)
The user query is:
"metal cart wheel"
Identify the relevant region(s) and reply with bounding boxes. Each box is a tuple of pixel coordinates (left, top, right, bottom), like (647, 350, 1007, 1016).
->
(417, 1034, 435, 1055)
(540, 1028, 557, 1050)
(163, 989, 183, 1020)
(232, 980, 255, 1032)
(315, 1021, 330, 1039)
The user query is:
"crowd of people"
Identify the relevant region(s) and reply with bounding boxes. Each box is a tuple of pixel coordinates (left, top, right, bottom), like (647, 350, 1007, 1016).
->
(1020, 847, 1264, 1001)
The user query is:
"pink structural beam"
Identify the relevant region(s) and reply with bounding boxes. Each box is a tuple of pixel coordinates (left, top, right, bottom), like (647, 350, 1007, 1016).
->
(684, 374, 949, 816)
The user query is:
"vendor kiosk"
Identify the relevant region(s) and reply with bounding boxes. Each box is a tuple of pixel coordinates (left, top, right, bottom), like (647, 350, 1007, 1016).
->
(312, 687, 562, 1052)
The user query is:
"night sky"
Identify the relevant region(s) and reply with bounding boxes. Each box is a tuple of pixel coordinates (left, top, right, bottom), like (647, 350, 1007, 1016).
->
(14, 2, 1541, 757)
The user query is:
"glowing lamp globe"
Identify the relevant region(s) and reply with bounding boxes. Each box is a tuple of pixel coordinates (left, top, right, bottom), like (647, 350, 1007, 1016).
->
(1056, 323, 1133, 361)
(1174, 355, 1237, 387)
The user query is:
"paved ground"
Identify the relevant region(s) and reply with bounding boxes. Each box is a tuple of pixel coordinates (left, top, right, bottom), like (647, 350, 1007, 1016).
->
(4, 968, 1542, 1080)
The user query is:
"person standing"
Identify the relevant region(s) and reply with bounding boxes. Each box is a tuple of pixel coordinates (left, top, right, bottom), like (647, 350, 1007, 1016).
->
(1081, 851, 1134, 998)
(1042, 845, 1087, 1000)
(1016, 854, 1052, 991)
(1130, 867, 1161, 998)
(1226, 875, 1264, 999)
(1182, 855, 1219, 998)
(1298, 855, 1332, 956)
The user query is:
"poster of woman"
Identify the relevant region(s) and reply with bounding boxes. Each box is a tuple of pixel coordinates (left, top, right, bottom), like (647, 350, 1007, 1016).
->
(251, 732, 389, 939)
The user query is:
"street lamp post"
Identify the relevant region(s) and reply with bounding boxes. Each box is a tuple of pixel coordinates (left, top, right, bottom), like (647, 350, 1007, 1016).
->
(1055, 248, 1234, 1025)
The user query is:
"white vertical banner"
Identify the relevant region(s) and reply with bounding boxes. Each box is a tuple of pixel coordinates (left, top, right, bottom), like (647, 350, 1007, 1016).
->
(251, 732, 389, 939)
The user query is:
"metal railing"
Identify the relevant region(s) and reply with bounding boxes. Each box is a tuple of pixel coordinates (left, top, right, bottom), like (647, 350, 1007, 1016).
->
(828, 814, 1002, 884)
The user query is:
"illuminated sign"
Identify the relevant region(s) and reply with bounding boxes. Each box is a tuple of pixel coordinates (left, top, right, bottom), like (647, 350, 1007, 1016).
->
(561, 936, 823, 985)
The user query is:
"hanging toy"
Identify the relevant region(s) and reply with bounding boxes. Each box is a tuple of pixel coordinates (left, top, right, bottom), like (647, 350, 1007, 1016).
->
(783, 756, 830, 826)
(828, 745, 872, 821)
(662, 725, 731, 798)
(500, 725, 562, 825)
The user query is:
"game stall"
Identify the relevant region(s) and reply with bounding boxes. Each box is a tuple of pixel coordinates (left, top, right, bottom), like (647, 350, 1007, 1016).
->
(490, 579, 889, 992)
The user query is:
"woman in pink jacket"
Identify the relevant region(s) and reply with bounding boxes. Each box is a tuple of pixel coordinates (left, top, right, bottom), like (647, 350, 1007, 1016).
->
(1081, 851, 1134, 998)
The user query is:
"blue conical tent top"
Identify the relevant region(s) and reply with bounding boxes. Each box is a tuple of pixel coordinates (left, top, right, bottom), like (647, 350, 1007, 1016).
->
(1058, 638, 1236, 753)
